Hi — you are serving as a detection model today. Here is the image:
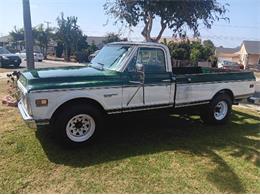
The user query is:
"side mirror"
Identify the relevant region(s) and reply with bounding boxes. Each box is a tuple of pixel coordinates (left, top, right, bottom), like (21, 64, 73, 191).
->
(135, 63, 144, 72)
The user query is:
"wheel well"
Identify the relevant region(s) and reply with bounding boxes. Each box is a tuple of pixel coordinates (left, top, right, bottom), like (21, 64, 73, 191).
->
(213, 89, 234, 102)
(50, 98, 105, 124)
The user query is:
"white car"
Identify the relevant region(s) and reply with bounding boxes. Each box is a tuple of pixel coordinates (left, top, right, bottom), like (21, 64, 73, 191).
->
(16, 51, 44, 62)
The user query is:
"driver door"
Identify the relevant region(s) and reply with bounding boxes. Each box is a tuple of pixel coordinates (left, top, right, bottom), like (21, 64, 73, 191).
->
(122, 47, 172, 110)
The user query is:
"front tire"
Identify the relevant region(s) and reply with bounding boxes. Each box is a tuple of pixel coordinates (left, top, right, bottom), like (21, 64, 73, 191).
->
(200, 93, 232, 125)
(52, 104, 103, 146)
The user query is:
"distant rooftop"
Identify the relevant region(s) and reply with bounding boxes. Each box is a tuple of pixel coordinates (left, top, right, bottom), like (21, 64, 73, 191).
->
(0, 35, 12, 43)
(215, 46, 240, 54)
(243, 40, 260, 54)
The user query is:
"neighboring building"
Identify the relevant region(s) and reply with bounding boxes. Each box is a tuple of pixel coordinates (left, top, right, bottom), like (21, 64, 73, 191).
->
(240, 41, 260, 67)
(215, 46, 240, 63)
(216, 40, 260, 68)
(0, 35, 12, 47)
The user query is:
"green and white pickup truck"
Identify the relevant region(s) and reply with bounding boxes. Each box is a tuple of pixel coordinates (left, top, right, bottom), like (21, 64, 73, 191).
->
(18, 42, 256, 145)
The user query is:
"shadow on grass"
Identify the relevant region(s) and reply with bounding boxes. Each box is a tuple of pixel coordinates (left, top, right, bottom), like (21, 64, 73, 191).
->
(36, 110, 260, 193)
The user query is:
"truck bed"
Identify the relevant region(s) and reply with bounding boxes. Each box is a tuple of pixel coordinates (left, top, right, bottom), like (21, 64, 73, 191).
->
(172, 67, 255, 84)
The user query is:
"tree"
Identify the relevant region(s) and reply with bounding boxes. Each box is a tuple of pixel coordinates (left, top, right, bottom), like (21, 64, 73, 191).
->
(56, 13, 87, 61)
(9, 27, 25, 51)
(33, 24, 54, 59)
(103, 32, 121, 44)
(203, 39, 215, 58)
(104, 0, 229, 42)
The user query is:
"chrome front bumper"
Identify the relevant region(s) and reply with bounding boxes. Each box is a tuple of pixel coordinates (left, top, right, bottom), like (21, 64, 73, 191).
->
(18, 100, 50, 128)
(18, 100, 36, 129)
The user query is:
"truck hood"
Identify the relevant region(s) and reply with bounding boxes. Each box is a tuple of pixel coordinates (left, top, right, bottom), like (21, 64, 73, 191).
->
(20, 65, 122, 92)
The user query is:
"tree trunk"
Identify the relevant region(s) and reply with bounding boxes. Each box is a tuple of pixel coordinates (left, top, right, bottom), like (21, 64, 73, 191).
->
(141, 11, 153, 42)
(154, 20, 167, 43)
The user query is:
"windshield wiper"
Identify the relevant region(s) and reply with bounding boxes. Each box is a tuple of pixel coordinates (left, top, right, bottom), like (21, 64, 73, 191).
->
(89, 62, 105, 71)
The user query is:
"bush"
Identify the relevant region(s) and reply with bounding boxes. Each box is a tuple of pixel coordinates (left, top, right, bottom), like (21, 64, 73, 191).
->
(6, 71, 21, 101)
(75, 51, 89, 63)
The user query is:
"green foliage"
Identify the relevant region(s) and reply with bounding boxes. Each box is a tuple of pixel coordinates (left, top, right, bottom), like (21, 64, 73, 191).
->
(167, 41, 191, 60)
(103, 33, 122, 44)
(55, 13, 88, 61)
(9, 27, 24, 42)
(55, 42, 63, 58)
(104, 0, 229, 42)
(75, 51, 89, 63)
(163, 39, 216, 65)
(190, 48, 203, 64)
(9, 27, 25, 52)
(33, 24, 54, 59)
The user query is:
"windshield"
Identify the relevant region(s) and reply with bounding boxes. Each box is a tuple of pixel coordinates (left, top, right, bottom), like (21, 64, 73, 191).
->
(91, 45, 132, 71)
(0, 47, 11, 54)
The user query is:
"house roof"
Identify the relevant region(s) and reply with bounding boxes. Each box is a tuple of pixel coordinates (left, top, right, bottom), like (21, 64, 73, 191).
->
(215, 46, 240, 54)
(0, 35, 12, 43)
(242, 40, 260, 54)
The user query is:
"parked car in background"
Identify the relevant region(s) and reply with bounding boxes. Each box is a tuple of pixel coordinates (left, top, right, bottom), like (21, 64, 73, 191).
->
(217, 60, 243, 70)
(16, 50, 44, 62)
(88, 50, 100, 62)
(0, 47, 22, 68)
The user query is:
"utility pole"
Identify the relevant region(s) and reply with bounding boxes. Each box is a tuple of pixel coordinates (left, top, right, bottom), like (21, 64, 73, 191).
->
(22, 0, 35, 69)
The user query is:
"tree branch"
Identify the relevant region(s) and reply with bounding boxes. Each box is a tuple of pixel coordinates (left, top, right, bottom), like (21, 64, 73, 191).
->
(154, 19, 167, 42)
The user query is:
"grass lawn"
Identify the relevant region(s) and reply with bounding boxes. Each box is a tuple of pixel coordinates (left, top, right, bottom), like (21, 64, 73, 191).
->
(0, 79, 259, 193)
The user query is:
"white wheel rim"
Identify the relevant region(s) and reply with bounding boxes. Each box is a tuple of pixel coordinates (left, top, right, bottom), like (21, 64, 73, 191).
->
(214, 101, 228, 120)
(66, 114, 96, 143)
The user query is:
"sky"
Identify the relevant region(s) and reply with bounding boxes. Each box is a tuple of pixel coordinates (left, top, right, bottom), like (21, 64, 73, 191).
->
(0, 0, 260, 47)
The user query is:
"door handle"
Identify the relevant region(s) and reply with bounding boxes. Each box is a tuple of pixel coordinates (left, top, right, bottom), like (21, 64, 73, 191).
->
(162, 79, 171, 82)
(129, 81, 142, 85)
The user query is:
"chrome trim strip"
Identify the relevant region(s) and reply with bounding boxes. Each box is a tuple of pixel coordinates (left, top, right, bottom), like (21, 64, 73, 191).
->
(31, 86, 122, 93)
(175, 101, 210, 108)
(107, 104, 173, 114)
(234, 93, 254, 99)
(177, 79, 255, 86)
(174, 70, 254, 76)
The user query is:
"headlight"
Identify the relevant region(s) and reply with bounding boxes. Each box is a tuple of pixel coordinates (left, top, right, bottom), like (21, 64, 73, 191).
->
(2, 56, 8, 60)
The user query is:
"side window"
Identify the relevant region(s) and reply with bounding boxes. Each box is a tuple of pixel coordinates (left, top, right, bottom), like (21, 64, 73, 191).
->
(137, 48, 166, 73)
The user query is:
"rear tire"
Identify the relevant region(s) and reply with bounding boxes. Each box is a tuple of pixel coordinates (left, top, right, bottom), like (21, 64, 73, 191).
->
(200, 93, 232, 125)
(51, 104, 103, 146)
